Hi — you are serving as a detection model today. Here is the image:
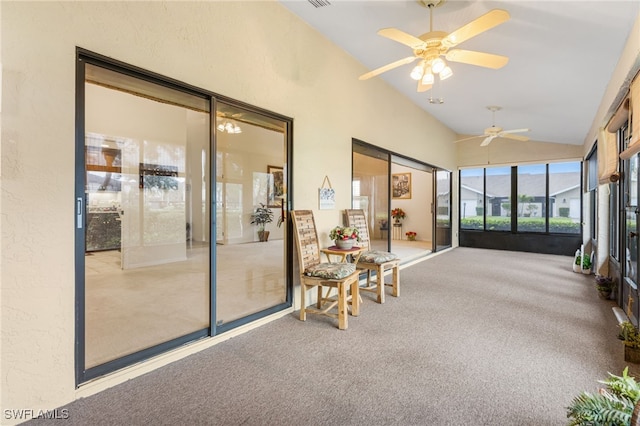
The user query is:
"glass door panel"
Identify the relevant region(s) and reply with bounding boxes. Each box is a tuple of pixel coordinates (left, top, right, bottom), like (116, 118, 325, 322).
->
(435, 170, 452, 250)
(352, 147, 390, 251)
(624, 155, 639, 323)
(391, 157, 433, 261)
(83, 64, 210, 369)
(214, 103, 288, 325)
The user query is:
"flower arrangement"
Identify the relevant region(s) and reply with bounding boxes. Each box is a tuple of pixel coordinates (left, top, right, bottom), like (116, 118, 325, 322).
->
(406, 231, 416, 241)
(391, 208, 406, 220)
(329, 226, 360, 242)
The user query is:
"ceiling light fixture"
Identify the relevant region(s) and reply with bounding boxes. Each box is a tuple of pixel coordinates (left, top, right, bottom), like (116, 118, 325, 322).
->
(410, 57, 452, 82)
(421, 70, 435, 85)
(217, 120, 242, 134)
(439, 65, 453, 80)
(359, 1, 509, 93)
(431, 57, 445, 74)
(410, 60, 426, 80)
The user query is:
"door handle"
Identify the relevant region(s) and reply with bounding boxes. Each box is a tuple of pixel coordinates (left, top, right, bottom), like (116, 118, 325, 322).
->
(76, 197, 84, 229)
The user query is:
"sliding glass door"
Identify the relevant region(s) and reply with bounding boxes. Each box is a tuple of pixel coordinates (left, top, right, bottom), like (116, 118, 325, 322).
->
(81, 62, 211, 375)
(435, 170, 452, 250)
(214, 102, 289, 327)
(353, 140, 450, 261)
(391, 156, 434, 261)
(352, 143, 390, 252)
(76, 51, 292, 383)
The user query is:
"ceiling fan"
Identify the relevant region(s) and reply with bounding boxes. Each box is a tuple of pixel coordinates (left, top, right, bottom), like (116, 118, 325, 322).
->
(455, 106, 530, 146)
(359, 0, 510, 92)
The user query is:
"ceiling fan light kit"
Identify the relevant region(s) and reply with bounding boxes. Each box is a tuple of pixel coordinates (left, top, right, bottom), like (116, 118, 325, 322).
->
(359, 0, 510, 93)
(217, 120, 242, 134)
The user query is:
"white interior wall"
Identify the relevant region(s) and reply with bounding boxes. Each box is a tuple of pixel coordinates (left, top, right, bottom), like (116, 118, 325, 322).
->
(456, 138, 583, 168)
(390, 164, 433, 242)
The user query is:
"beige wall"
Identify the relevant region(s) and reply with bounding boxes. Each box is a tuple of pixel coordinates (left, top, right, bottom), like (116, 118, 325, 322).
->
(1, 1, 459, 417)
(456, 138, 583, 168)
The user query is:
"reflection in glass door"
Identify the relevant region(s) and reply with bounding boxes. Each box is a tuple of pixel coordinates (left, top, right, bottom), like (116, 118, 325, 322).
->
(352, 144, 390, 252)
(81, 62, 210, 374)
(77, 53, 293, 383)
(353, 141, 446, 262)
(214, 102, 289, 327)
(624, 154, 639, 324)
(391, 157, 433, 261)
(435, 170, 452, 250)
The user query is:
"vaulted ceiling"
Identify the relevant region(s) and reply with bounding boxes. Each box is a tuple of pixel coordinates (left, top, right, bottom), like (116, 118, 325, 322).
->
(280, 0, 640, 146)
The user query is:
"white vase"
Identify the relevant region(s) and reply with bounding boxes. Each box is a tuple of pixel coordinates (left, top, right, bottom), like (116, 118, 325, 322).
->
(335, 239, 355, 250)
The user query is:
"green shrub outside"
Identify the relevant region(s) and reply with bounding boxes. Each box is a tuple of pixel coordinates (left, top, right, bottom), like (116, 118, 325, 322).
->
(460, 216, 580, 233)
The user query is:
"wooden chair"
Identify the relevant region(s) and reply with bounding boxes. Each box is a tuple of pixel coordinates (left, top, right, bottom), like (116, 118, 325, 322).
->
(345, 209, 400, 304)
(290, 210, 360, 330)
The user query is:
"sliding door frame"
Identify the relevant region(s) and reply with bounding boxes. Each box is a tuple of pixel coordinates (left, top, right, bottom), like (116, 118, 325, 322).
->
(75, 48, 293, 385)
(352, 138, 452, 254)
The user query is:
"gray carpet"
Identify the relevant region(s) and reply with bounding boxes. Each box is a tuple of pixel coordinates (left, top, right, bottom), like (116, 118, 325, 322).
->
(28, 247, 630, 425)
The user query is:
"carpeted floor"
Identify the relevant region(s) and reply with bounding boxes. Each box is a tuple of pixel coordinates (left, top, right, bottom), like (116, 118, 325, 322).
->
(28, 247, 630, 425)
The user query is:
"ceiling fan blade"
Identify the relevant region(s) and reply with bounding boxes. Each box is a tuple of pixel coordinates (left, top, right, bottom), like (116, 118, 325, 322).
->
(501, 128, 530, 134)
(417, 79, 432, 92)
(378, 28, 425, 49)
(480, 135, 496, 147)
(359, 56, 417, 81)
(446, 49, 509, 69)
(501, 133, 530, 142)
(443, 9, 510, 48)
(453, 135, 483, 143)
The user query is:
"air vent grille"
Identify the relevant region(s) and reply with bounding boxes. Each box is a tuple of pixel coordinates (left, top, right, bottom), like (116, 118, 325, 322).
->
(308, 0, 331, 8)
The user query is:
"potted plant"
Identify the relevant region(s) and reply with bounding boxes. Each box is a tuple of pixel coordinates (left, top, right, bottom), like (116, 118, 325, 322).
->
(573, 248, 582, 273)
(329, 225, 360, 250)
(391, 208, 406, 224)
(406, 231, 417, 241)
(581, 253, 592, 274)
(566, 367, 640, 425)
(250, 203, 273, 242)
(595, 275, 615, 299)
(618, 321, 640, 363)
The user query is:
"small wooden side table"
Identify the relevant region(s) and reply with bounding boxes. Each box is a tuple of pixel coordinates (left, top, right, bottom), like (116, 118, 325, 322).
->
(321, 245, 365, 264)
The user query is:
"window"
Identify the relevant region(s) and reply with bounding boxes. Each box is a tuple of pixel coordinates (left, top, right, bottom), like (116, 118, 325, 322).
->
(485, 166, 511, 231)
(459, 161, 581, 235)
(549, 162, 581, 234)
(517, 164, 546, 232)
(460, 168, 484, 230)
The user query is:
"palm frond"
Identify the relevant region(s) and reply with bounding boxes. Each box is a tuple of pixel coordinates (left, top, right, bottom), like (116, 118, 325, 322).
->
(567, 391, 633, 426)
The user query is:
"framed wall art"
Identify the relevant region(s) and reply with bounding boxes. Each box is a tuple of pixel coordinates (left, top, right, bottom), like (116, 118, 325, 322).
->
(392, 172, 411, 199)
(318, 175, 335, 210)
(267, 165, 284, 207)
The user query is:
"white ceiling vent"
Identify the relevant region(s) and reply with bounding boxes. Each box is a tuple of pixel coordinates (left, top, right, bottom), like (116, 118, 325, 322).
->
(308, 0, 331, 8)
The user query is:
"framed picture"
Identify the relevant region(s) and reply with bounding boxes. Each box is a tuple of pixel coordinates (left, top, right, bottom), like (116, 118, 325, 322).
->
(392, 172, 411, 199)
(267, 165, 284, 207)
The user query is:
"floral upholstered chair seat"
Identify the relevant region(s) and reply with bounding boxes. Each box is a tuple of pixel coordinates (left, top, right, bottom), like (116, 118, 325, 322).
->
(359, 250, 398, 264)
(305, 262, 356, 279)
